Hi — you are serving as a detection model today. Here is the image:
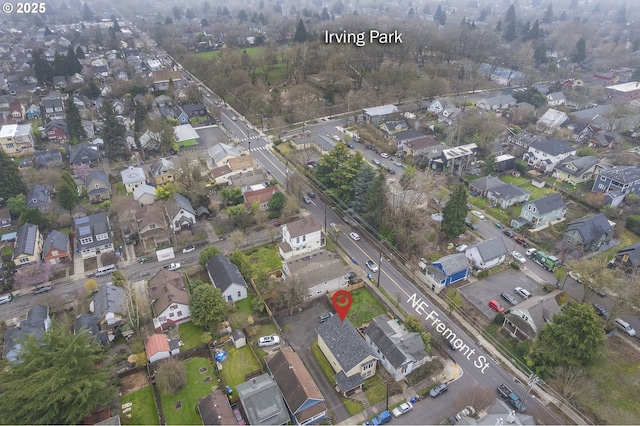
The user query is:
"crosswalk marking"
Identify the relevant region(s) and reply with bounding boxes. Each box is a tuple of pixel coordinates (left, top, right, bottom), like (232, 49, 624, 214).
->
(247, 145, 268, 151)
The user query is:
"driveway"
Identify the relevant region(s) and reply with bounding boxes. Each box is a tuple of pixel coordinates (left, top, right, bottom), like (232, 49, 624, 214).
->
(279, 303, 351, 423)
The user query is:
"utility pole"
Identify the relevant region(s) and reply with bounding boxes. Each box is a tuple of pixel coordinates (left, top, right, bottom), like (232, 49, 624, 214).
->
(376, 244, 383, 287)
(521, 374, 539, 412)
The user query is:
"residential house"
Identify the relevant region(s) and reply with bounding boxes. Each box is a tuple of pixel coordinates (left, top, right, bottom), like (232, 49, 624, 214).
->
(495, 154, 516, 172)
(612, 242, 640, 270)
(278, 216, 325, 260)
(428, 143, 478, 173)
(282, 250, 352, 299)
(589, 130, 623, 150)
(155, 95, 173, 108)
(464, 237, 508, 270)
(401, 135, 440, 156)
(469, 175, 503, 197)
(69, 143, 100, 165)
(265, 347, 327, 425)
(563, 214, 615, 253)
(149, 158, 176, 185)
(152, 70, 183, 91)
(133, 184, 157, 206)
(536, 108, 569, 133)
(475, 93, 517, 111)
(427, 97, 455, 114)
(52, 76, 67, 90)
(3, 305, 51, 363)
(26, 184, 51, 211)
(174, 106, 189, 125)
(0, 123, 35, 155)
(74, 213, 114, 259)
(208, 142, 241, 168)
(244, 186, 279, 211)
(487, 184, 531, 209)
(392, 129, 426, 150)
(12, 223, 44, 267)
(523, 138, 576, 173)
(25, 104, 41, 120)
(206, 254, 248, 302)
(457, 398, 535, 425)
(503, 290, 562, 341)
(121, 166, 147, 194)
(512, 193, 567, 230)
(363, 104, 400, 126)
(42, 97, 64, 119)
(148, 269, 191, 331)
(560, 120, 594, 143)
(166, 193, 196, 232)
(34, 150, 63, 169)
(85, 169, 111, 203)
(546, 92, 566, 106)
(316, 315, 377, 396)
(379, 120, 408, 136)
(90, 283, 125, 330)
(209, 165, 234, 185)
(146, 333, 180, 363)
(604, 81, 640, 102)
(42, 230, 71, 264)
(363, 315, 430, 382)
(228, 155, 256, 174)
(197, 390, 236, 426)
(592, 166, 640, 207)
(136, 203, 170, 250)
(74, 313, 107, 345)
(506, 130, 544, 153)
(70, 73, 85, 86)
(552, 155, 600, 186)
(173, 124, 200, 147)
(236, 374, 290, 426)
(8, 99, 24, 122)
(43, 119, 67, 142)
(425, 253, 471, 288)
(182, 103, 207, 117)
(0, 207, 10, 228)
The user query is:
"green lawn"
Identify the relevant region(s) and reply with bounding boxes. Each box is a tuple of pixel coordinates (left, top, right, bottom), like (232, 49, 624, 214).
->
(178, 321, 205, 350)
(363, 375, 387, 407)
(114, 182, 126, 196)
(1, 245, 13, 257)
(234, 293, 256, 316)
(190, 116, 209, 125)
(160, 357, 216, 425)
(347, 288, 389, 327)
(177, 139, 197, 147)
(219, 343, 262, 391)
(522, 184, 557, 200)
(192, 47, 289, 85)
(120, 385, 158, 426)
(243, 247, 282, 277)
(468, 197, 489, 210)
(500, 175, 529, 186)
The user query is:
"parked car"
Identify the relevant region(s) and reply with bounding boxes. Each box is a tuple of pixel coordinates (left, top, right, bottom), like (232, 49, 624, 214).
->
(512, 251, 526, 264)
(231, 404, 245, 425)
(488, 299, 505, 313)
(391, 401, 413, 417)
(347, 143, 355, 149)
(590, 286, 607, 297)
(386, 167, 396, 174)
(464, 219, 478, 230)
(272, 220, 281, 227)
(258, 335, 280, 347)
(183, 245, 195, 254)
(33, 285, 53, 295)
(380, 152, 389, 158)
(513, 236, 529, 247)
(307, 190, 316, 198)
(615, 318, 637, 336)
(502, 229, 514, 238)
(525, 248, 537, 258)
(319, 313, 334, 323)
(592, 303, 608, 317)
(366, 259, 379, 272)
(568, 271, 582, 283)
(350, 232, 361, 241)
(302, 195, 311, 204)
(501, 292, 518, 306)
(471, 210, 485, 220)
(429, 383, 449, 398)
(345, 272, 357, 280)
(231, 116, 237, 121)
(164, 263, 181, 271)
(514, 287, 531, 299)
(393, 161, 403, 167)
(329, 223, 340, 232)
(372, 159, 381, 166)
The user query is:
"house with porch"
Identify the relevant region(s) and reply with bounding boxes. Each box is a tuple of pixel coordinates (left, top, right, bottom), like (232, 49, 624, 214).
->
(562, 214, 615, 254)
(523, 138, 576, 173)
(166, 193, 196, 232)
(3, 305, 51, 363)
(278, 216, 325, 260)
(552, 155, 601, 186)
(135, 203, 170, 250)
(149, 157, 176, 185)
(503, 290, 562, 341)
(426, 253, 471, 288)
(148, 269, 191, 331)
(42, 230, 71, 264)
(475, 93, 517, 111)
(487, 184, 531, 209)
(26, 184, 51, 211)
(469, 175, 503, 197)
(90, 283, 125, 333)
(69, 143, 100, 165)
(512, 193, 567, 231)
(0, 123, 35, 156)
(464, 237, 508, 270)
(74, 213, 114, 259)
(85, 169, 111, 203)
(13, 223, 44, 267)
(121, 166, 146, 194)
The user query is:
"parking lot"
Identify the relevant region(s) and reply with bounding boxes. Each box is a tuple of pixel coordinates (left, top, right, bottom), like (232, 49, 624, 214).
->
(458, 268, 544, 318)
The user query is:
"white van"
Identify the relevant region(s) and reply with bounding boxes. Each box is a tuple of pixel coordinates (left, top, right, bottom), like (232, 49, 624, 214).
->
(615, 318, 637, 337)
(96, 264, 117, 277)
(0, 294, 12, 304)
(514, 287, 532, 300)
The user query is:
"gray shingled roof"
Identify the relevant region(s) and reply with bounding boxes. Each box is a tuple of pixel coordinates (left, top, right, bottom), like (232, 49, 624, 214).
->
(474, 237, 508, 263)
(149, 157, 175, 177)
(173, 193, 196, 216)
(334, 370, 363, 393)
(433, 253, 471, 276)
(470, 175, 503, 192)
(285, 216, 323, 239)
(236, 374, 289, 426)
(316, 315, 376, 373)
(69, 143, 100, 164)
(616, 242, 640, 267)
(206, 255, 247, 293)
(74, 313, 101, 343)
(43, 230, 69, 254)
(554, 155, 598, 177)
(74, 212, 112, 250)
(34, 150, 62, 169)
(598, 166, 640, 185)
(26, 184, 50, 209)
(364, 317, 408, 369)
(91, 283, 124, 321)
(529, 138, 575, 156)
(489, 183, 530, 200)
(529, 193, 565, 214)
(3, 305, 50, 359)
(565, 214, 613, 244)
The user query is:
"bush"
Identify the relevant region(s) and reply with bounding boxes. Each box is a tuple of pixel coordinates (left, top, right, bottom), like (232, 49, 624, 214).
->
(510, 262, 521, 270)
(625, 214, 640, 236)
(155, 358, 187, 395)
(493, 312, 505, 325)
(477, 269, 489, 279)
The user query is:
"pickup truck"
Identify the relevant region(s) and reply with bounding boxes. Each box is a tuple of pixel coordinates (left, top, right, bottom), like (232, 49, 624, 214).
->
(497, 383, 526, 411)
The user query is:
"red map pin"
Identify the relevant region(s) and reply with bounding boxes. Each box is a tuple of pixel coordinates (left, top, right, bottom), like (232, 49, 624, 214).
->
(332, 290, 353, 322)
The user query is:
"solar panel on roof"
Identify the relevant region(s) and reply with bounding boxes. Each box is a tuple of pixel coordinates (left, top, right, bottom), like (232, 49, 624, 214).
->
(25, 227, 36, 253)
(75, 216, 90, 225)
(79, 225, 91, 236)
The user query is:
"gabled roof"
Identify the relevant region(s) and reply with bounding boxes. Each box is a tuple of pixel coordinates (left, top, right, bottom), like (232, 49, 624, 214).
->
(26, 184, 50, 207)
(14, 223, 39, 257)
(133, 184, 157, 201)
(86, 169, 108, 185)
(316, 315, 376, 373)
(3, 305, 50, 360)
(74, 313, 101, 343)
(206, 255, 248, 293)
(92, 283, 125, 321)
(364, 316, 410, 369)
(565, 213, 613, 244)
(505, 290, 562, 336)
(121, 166, 146, 184)
(44, 119, 66, 131)
(392, 129, 424, 142)
(198, 390, 236, 426)
(472, 237, 508, 263)
(69, 143, 100, 164)
(173, 124, 199, 142)
(145, 333, 170, 358)
(432, 253, 470, 276)
(208, 143, 241, 164)
(554, 155, 598, 177)
(597, 166, 640, 184)
(182, 103, 206, 114)
(147, 269, 190, 313)
(528, 138, 575, 156)
(74, 212, 112, 249)
(236, 374, 289, 426)
(488, 183, 530, 201)
(284, 216, 322, 239)
(43, 230, 69, 254)
(244, 187, 278, 206)
(149, 158, 175, 176)
(34, 150, 62, 169)
(470, 175, 503, 192)
(172, 193, 196, 216)
(527, 193, 565, 214)
(228, 155, 255, 171)
(616, 242, 640, 268)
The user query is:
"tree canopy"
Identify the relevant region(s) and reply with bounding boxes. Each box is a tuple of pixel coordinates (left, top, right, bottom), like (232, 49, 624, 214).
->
(315, 143, 364, 201)
(0, 150, 27, 201)
(198, 245, 222, 266)
(190, 284, 226, 330)
(100, 100, 128, 161)
(441, 185, 468, 238)
(0, 326, 117, 424)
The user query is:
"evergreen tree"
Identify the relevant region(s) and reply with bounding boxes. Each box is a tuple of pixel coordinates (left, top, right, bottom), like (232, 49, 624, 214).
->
(100, 100, 128, 161)
(530, 20, 541, 39)
(321, 6, 330, 21)
(520, 20, 531, 40)
(19, 208, 48, 227)
(0, 150, 27, 201)
(533, 43, 547, 65)
(441, 185, 468, 238)
(238, 9, 248, 22)
(111, 15, 121, 32)
(434, 5, 446, 26)
(0, 326, 117, 424)
(190, 285, 226, 330)
(57, 172, 79, 211)
(75, 45, 85, 59)
(134, 101, 148, 134)
(363, 171, 389, 230)
(572, 36, 586, 63)
(185, 8, 195, 19)
(65, 97, 85, 143)
(503, 4, 517, 42)
(172, 6, 182, 20)
(293, 18, 308, 43)
(542, 3, 553, 23)
(349, 165, 376, 214)
(32, 48, 54, 83)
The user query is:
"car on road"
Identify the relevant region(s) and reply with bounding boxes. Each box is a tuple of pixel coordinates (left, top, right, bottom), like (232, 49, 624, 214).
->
(347, 144, 355, 149)
(512, 251, 526, 264)
(471, 210, 485, 220)
(590, 286, 607, 297)
(350, 232, 361, 241)
(33, 285, 53, 295)
(501, 292, 518, 306)
(464, 219, 478, 230)
(319, 313, 334, 323)
(302, 195, 311, 204)
(429, 383, 449, 398)
(513, 236, 529, 247)
(258, 335, 280, 347)
(379, 152, 389, 158)
(183, 245, 195, 254)
(332, 135, 341, 141)
(615, 318, 636, 336)
(366, 259, 379, 272)
(525, 248, 537, 258)
(307, 190, 316, 198)
(592, 303, 608, 317)
(165, 263, 181, 271)
(231, 116, 237, 121)
(393, 161, 403, 167)
(502, 229, 514, 238)
(391, 401, 413, 417)
(329, 223, 340, 232)
(386, 167, 396, 174)
(372, 159, 381, 166)
(488, 299, 505, 313)
(345, 272, 357, 280)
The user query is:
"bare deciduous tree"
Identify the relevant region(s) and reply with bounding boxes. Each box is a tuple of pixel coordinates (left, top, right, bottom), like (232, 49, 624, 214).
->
(454, 384, 496, 414)
(546, 365, 587, 402)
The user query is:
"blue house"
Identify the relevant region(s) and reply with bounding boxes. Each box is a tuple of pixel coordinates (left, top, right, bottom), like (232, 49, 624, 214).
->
(25, 104, 41, 120)
(426, 253, 470, 287)
(592, 166, 640, 207)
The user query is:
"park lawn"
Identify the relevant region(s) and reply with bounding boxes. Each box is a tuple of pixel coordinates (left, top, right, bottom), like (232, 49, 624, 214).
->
(347, 288, 388, 327)
(160, 357, 215, 425)
(192, 47, 288, 85)
(178, 321, 205, 350)
(220, 344, 262, 390)
(244, 247, 282, 278)
(120, 385, 159, 426)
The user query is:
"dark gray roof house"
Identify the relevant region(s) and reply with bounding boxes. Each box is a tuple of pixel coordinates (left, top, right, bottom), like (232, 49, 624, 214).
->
(197, 389, 236, 426)
(90, 283, 125, 328)
(487, 183, 531, 209)
(69, 142, 100, 165)
(4, 305, 51, 363)
(563, 213, 614, 253)
(85, 169, 110, 202)
(552, 155, 600, 185)
(205, 255, 248, 302)
(166, 193, 196, 232)
(236, 373, 290, 426)
(74, 313, 108, 345)
(469, 175, 503, 196)
(528, 138, 576, 157)
(26, 184, 51, 211)
(614, 242, 640, 269)
(13, 223, 43, 266)
(34, 149, 63, 169)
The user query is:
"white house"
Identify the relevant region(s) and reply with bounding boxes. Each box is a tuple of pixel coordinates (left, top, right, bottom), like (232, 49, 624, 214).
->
(465, 237, 508, 270)
(166, 193, 196, 232)
(523, 138, 576, 173)
(133, 184, 158, 206)
(121, 165, 146, 194)
(74, 213, 113, 259)
(148, 269, 191, 332)
(206, 255, 248, 302)
(278, 216, 325, 260)
(547, 92, 566, 107)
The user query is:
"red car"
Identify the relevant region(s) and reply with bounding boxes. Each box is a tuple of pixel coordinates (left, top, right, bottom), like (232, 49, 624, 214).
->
(513, 236, 529, 248)
(489, 299, 505, 313)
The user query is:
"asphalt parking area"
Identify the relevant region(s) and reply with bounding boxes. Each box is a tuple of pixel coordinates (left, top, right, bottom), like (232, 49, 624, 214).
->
(459, 268, 544, 318)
